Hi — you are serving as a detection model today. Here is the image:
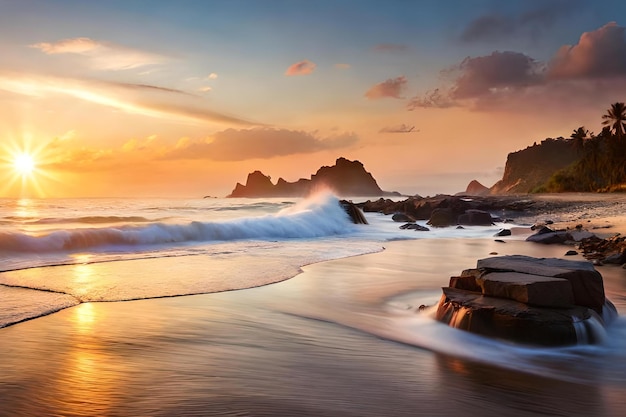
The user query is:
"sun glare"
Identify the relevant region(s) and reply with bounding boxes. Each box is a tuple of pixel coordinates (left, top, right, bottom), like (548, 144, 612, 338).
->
(1, 135, 59, 197)
(13, 153, 35, 175)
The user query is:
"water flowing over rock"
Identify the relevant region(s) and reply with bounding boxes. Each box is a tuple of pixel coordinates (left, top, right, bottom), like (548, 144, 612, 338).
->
(435, 255, 617, 346)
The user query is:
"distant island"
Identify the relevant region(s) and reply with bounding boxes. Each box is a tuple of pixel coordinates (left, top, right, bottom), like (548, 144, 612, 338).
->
(227, 157, 401, 198)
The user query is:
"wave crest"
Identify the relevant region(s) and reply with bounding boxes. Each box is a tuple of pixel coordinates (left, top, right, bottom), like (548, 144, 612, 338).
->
(0, 193, 355, 254)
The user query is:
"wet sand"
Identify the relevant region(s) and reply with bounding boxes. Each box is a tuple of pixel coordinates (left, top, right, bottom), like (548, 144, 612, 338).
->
(1, 235, 625, 416)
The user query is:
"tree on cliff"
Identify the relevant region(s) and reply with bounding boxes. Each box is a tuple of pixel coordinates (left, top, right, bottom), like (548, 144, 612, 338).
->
(602, 102, 626, 140)
(570, 126, 590, 155)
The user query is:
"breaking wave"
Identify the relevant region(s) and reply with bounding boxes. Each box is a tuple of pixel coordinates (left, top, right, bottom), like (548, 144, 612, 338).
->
(0, 193, 356, 254)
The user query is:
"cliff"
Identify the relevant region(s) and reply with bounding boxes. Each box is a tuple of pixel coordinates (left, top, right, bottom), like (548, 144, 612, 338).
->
(227, 157, 398, 198)
(490, 138, 578, 194)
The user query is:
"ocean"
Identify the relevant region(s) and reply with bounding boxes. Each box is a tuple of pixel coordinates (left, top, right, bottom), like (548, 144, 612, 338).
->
(1, 193, 625, 416)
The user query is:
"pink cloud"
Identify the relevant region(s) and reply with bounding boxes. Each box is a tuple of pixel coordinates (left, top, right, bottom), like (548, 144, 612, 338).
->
(365, 76, 408, 99)
(548, 22, 626, 79)
(285, 60, 316, 76)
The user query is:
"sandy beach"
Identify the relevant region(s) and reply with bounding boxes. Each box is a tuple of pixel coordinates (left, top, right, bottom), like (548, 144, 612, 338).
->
(1, 223, 625, 416)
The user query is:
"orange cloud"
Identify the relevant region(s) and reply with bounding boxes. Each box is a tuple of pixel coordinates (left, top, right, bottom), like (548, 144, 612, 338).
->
(365, 76, 407, 99)
(285, 60, 316, 76)
(161, 127, 358, 161)
(30, 37, 166, 71)
(548, 22, 626, 79)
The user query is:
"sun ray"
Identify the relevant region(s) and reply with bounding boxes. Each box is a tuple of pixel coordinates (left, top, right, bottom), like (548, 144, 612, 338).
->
(0, 132, 62, 198)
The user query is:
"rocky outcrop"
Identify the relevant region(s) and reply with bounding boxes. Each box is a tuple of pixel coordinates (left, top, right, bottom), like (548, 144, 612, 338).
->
(490, 138, 578, 194)
(461, 180, 490, 196)
(435, 255, 617, 346)
(227, 157, 400, 198)
(339, 200, 368, 224)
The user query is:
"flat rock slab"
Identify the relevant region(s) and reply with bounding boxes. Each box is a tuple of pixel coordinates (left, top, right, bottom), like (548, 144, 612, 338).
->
(476, 255, 605, 314)
(436, 287, 592, 346)
(476, 272, 575, 308)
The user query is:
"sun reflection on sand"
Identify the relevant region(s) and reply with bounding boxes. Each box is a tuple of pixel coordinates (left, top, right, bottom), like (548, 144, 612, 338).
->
(50, 302, 121, 416)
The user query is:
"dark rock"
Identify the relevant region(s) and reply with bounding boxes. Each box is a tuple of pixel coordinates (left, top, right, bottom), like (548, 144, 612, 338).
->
(392, 212, 415, 223)
(604, 252, 626, 265)
(435, 287, 593, 346)
(495, 229, 512, 237)
(494, 239, 505, 243)
(565, 250, 578, 256)
(434, 255, 615, 346)
(427, 208, 455, 227)
(457, 209, 493, 226)
(476, 271, 575, 308)
(476, 255, 605, 315)
(339, 200, 368, 224)
(456, 225, 465, 229)
(227, 157, 399, 197)
(545, 220, 554, 225)
(400, 223, 429, 231)
(526, 230, 572, 244)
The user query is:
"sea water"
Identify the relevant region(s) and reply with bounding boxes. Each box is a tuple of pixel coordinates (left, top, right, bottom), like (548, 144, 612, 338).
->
(1, 192, 626, 416)
(0, 192, 511, 328)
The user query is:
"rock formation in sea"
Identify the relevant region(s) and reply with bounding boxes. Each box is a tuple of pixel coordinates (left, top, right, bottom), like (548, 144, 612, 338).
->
(460, 180, 490, 196)
(490, 138, 578, 194)
(227, 157, 400, 198)
(435, 255, 618, 346)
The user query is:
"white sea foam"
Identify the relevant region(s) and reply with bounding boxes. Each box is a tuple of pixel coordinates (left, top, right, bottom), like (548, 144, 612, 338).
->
(0, 193, 357, 256)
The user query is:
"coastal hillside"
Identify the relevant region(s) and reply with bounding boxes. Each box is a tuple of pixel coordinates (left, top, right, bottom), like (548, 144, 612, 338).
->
(490, 138, 578, 194)
(227, 157, 400, 197)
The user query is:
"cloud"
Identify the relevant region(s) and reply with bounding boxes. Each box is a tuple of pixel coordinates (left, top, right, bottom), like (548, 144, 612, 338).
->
(0, 72, 258, 126)
(548, 22, 626, 79)
(161, 128, 358, 161)
(335, 63, 351, 69)
(410, 22, 626, 112)
(365, 76, 408, 99)
(379, 124, 418, 133)
(460, 0, 580, 43)
(372, 43, 409, 52)
(208, 73, 218, 79)
(30, 37, 166, 71)
(285, 60, 316, 76)
(407, 88, 457, 109)
(451, 51, 542, 99)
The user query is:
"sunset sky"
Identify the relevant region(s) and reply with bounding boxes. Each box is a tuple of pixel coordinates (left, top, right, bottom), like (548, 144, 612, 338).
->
(2, 0, 626, 198)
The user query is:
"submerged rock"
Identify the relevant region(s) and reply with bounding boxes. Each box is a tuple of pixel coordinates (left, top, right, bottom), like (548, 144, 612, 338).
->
(434, 255, 616, 346)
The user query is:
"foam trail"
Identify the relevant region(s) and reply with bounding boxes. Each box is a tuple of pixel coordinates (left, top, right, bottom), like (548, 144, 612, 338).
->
(0, 193, 355, 254)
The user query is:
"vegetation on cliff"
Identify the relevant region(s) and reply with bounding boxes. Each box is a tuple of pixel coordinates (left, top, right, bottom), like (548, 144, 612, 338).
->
(538, 102, 626, 193)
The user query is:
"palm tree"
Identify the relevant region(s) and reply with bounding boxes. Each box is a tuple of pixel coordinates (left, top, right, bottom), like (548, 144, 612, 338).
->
(570, 126, 589, 155)
(601, 102, 626, 140)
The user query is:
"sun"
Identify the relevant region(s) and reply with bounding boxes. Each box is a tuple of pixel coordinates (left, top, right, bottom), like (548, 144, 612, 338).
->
(13, 153, 36, 176)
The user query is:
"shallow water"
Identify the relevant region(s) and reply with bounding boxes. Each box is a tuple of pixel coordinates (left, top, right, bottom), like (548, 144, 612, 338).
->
(1, 238, 625, 416)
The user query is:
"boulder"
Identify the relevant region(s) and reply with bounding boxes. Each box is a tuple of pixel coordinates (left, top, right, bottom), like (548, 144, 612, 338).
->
(457, 209, 494, 226)
(495, 229, 512, 237)
(526, 227, 572, 244)
(435, 287, 593, 346)
(392, 212, 415, 223)
(427, 208, 455, 227)
(434, 255, 614, 346)
(400, 223, 429, 231)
